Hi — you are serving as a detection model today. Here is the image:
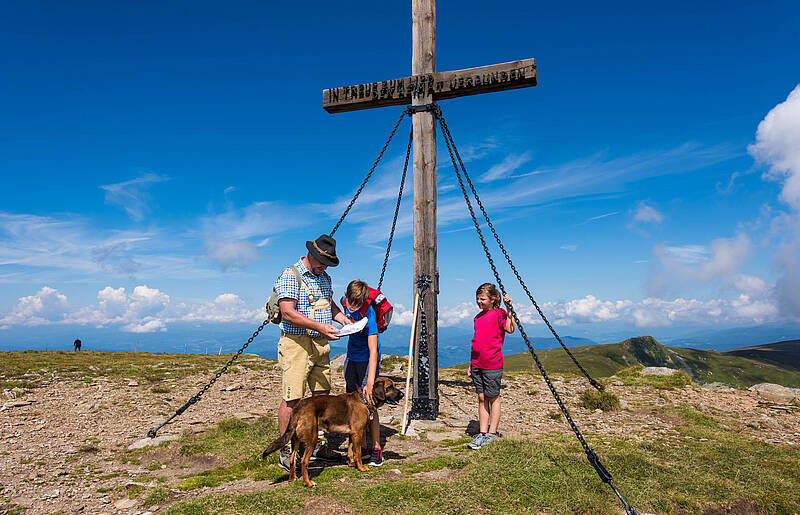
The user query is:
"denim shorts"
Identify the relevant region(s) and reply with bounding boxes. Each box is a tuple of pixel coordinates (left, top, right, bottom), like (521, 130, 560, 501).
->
(470, 366, 503, 397)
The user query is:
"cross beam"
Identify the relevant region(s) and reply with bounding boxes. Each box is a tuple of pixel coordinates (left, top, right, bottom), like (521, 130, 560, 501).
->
(323, 59, 536, 113)
(323, 1, 537, 420)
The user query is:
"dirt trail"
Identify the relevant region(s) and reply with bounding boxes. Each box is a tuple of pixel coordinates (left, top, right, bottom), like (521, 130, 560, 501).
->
(1, 360, 798, 514)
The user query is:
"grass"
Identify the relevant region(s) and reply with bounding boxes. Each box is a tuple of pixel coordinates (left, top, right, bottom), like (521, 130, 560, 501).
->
(611, 366, 692, 389)
(579, 388, 620, 411)
(156, 399, 800, 514)
(0, 350, 274, 387)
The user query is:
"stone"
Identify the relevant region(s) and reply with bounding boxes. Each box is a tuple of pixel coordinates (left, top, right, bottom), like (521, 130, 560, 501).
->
(641, 367, 676, 376)
(425, 430, 463, 442)
(114, 498, 137, 509)
(222, 384, 243, 392)
(0, 400, 34, 411)
(233, 412, 257, 420)
(702, 382, 734, 391)
(127, 435, 178, 450)
(127, 381, 139, 387)
(749, 383, 800, 404)
(330, 354, 346, 371)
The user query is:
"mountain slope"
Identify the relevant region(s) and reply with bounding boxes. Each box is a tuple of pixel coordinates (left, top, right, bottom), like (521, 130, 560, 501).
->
(493, 336, 800, 388)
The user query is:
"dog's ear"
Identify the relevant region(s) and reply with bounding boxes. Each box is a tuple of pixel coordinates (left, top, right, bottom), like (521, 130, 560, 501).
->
(372, 378, 386, 405)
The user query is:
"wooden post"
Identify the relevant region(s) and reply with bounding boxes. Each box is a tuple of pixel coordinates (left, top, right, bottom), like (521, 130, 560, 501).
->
(410, 0, 439, 420)
(401, 292, 421, 434)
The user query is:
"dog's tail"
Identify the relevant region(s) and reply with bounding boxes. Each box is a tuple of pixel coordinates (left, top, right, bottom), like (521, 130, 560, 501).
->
(262, 425, 295, 459)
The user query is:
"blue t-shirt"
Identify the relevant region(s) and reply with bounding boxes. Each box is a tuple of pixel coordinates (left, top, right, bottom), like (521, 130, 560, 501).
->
(341, 296, 380, 362)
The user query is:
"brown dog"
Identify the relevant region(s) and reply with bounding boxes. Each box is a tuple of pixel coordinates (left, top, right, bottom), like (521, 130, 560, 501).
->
(262, 377, 403, 487)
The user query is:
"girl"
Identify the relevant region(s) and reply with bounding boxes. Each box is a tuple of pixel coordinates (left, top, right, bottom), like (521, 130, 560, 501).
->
(467, 283, 515, 449)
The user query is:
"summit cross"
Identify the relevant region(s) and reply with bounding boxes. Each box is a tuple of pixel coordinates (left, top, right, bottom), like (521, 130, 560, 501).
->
(322, 0, 537, 419)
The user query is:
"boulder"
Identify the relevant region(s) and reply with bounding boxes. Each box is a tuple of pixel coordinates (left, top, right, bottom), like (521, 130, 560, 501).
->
(330, 354, 346, 372)
(749, 383, 800, 404)
(641, 367, 676, 376)
(702, 382, 734, 391)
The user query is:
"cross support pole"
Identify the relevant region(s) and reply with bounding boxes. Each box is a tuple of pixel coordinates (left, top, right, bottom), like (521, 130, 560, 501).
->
(409, 0, 439, 419)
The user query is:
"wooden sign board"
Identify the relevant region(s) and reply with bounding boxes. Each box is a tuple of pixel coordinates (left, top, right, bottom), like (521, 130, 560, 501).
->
(323, 58, 536, 113)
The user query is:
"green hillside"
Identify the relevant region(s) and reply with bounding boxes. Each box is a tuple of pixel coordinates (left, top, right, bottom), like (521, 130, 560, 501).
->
(722, 340, 800, 370)
(476, 336, 800, 388)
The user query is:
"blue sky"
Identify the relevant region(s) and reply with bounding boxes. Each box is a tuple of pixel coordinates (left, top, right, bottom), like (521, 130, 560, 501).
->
(2, 1, 800, 344)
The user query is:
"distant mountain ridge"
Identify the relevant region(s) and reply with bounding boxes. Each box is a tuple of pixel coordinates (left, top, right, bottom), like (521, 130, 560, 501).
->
(494, 336, 800, 389)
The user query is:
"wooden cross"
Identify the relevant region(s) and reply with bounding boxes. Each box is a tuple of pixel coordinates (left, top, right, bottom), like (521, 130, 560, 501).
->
(323, 1, 537, 419)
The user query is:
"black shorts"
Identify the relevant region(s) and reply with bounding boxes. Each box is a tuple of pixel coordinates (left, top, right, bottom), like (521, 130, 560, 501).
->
(471, 366, 503, 397)
(344, 358, 381, 393)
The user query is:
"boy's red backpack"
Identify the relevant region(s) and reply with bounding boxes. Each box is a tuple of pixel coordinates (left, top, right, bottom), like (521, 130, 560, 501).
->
(358, 288, 393, 333)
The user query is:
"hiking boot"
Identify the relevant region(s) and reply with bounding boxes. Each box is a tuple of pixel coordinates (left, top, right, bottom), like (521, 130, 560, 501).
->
(366, 448, 384, 467)
(467, 433, 488, 450)
(482, 433, 499, 446)
(278, 445, 292, 471)
(312, 441, 343, 462)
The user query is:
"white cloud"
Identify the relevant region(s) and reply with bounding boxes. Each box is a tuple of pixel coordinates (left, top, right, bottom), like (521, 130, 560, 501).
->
(479, 152, 533, 183)
(205, 238, 260, 270)
(749, 83, 800, 319)
(100, 173, 168, 221)
(560, 244, 578, 252)
(648, 234, 756, 296)
(632, 201, 664, 224)
(749, 84, 800, 211)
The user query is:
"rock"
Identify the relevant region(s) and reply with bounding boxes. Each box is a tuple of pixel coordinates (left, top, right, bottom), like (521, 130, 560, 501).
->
(330, 354, 346, 371)
(233, 412, 257, 420)
(222, 384, 243, 392)
(702, 382, 734, 391)
(749, 383, 800, 404)
(0, 400, 34, 411)
(426, 430, 464, 442)
(127, 381, 139, 387)
(641, 367, 676, 376)
(114, 498, 137, 509)
(127, 435, 178, 450)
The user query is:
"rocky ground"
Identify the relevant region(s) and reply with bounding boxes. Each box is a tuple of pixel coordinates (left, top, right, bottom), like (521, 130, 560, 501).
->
(1, 356, 799, 514)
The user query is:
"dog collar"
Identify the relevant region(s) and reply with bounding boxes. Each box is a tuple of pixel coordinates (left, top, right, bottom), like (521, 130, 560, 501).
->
(359, 390, 376, 421)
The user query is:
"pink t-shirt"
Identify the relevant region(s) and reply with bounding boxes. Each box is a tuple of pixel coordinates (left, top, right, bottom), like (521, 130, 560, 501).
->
(470, 308, 508, 370)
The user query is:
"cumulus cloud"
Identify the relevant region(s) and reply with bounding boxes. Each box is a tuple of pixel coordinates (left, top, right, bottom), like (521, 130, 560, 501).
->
(100, 173, 168, 221)
(0, 285, 265, 333)
(749, 84, 800, 211)
(749, 84, 800, 319)
(632, 201, 664, 224)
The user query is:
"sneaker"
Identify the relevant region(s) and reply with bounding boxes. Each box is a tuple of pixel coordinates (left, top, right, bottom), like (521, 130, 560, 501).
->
(482, 433, 499, 446)
(366, 448, 384, 467)
(467, 433, 487, 450)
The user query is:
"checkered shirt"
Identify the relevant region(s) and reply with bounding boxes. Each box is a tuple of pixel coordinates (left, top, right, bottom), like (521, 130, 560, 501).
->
(274, 258, 333, 337)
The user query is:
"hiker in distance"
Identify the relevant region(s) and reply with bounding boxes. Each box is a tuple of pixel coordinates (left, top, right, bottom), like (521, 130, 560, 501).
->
(273, 234, 352, 470)
(73, 338, 82, 351)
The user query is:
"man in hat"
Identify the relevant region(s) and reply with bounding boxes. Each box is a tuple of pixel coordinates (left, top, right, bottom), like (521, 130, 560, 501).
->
(273, 234, 351, 469)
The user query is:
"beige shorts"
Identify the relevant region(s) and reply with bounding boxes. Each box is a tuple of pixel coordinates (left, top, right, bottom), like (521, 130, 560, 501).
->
(277, 332, 331, 401)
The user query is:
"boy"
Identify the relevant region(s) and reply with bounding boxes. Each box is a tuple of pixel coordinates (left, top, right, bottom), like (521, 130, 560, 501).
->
(340, 280, 384, 466)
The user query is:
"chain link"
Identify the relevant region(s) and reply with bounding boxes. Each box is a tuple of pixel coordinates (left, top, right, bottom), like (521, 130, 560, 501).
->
(330, 110, 408, 237)
(378, 129, 413, 290)
(437, 111, 638, 515)
(146, 319, 270, 438)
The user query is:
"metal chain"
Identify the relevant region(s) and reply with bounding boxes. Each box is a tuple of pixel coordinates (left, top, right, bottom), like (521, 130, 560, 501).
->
(415, 275, 431, 399)
(378, 128, 413, 290)
(437, 112, 638, 515)
(437, 115, 603, 392)
(146, 319, 270, 438)
(330, 110, 408, 237)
